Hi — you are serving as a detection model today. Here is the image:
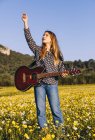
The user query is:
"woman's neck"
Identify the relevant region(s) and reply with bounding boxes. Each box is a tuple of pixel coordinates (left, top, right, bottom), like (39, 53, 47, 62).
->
(45, 44, 51, 52)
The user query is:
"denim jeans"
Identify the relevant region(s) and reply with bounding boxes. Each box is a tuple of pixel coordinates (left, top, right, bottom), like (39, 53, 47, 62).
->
(34, 82, 64, 128)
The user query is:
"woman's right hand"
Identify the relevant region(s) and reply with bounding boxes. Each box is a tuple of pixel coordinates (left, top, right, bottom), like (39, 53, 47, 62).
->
(22, 13, 28, 23)
(22, 13, 29, 29)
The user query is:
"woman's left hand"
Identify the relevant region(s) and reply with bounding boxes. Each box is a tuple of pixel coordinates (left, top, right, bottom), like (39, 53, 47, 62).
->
(61, 70, 69, 78)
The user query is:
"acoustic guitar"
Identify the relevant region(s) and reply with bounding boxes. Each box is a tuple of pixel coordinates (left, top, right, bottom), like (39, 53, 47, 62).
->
(15, 66, 81, 91)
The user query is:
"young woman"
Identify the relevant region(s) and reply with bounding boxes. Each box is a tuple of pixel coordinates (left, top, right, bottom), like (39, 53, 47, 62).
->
(22, 13, 65, 129)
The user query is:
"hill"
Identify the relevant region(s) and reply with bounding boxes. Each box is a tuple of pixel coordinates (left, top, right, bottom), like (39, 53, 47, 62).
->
(0, 44, 34, 86)
(0, 44, 95, 86)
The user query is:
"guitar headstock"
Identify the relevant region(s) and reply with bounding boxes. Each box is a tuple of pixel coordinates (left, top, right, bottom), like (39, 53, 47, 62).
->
(69, 68, 81, 76)
(63, 68, 81, 76)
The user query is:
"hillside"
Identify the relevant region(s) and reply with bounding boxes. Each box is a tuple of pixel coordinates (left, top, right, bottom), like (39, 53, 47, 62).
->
(0, 44, 34, 86)
(0, 44, 95, 86)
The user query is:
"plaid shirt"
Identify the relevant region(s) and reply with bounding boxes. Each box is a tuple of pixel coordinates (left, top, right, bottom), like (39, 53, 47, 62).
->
(24, 28, 65, 84)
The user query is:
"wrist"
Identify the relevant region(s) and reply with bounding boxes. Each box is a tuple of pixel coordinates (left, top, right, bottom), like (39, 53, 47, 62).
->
(24, 22, 28, 29)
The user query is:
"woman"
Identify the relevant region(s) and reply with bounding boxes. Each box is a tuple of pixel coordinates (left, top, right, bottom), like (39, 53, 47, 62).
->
(22, 13, 65, 129)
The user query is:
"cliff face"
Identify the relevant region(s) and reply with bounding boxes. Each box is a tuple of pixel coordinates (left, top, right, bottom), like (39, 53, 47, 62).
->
(0, 45, 10, 55)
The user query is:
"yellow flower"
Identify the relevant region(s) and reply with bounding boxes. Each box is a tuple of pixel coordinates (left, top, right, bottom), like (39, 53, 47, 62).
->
(42, 137, 46, 140)
(51, 134, 55, 138)
(28, 125, 32, 129)
(22, 124, 27, 128)
(15, 125, 19, 129)
(0, 127, 2, 131)
(12, 121, 16, 125)
(42, 137, 45, 140)
(93, 134, 95, 137)
(46, 134, 52, 140)
(55, 120, 59, 124)
(29, 129, 33, 133)
(8, 129, 12, 133)
(47, 120, 50, 123)
(73, 121, 79, 126)
(24, 133, 29, 139)
(67, 117, 70, 121)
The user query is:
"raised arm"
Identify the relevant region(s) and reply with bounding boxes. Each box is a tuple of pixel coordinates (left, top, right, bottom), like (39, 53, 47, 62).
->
(22, 13, 39, 54)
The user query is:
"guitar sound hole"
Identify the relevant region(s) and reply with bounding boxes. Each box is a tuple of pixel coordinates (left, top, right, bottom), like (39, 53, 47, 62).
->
(32, 74, 37, 80)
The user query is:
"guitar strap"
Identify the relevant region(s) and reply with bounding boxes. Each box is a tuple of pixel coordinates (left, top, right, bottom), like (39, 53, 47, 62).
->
(28, 59, 45, 70)
(28, 60, 36, 68)
(29, 50, 45, 69)
(28, 53, 64, 71)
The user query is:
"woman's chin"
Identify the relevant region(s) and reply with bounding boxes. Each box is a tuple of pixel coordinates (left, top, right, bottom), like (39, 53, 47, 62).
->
(42, 41, 46, 44)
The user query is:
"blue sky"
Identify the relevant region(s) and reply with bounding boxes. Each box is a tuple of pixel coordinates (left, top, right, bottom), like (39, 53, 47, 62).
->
(0, 0, 95, 61)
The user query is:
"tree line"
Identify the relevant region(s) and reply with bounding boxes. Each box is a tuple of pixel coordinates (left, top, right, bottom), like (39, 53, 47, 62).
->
(59, 59, 95, 85)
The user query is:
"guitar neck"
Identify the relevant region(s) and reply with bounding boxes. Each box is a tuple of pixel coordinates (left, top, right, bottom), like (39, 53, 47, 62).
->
(37, 69, 81, 79)
(37, 71, 65, 79)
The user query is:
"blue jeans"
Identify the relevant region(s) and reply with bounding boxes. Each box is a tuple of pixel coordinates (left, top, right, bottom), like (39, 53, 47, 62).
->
(34, 83, 64, 128)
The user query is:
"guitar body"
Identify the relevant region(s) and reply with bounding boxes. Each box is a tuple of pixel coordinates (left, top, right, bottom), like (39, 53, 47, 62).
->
(15, 66, 44, 91)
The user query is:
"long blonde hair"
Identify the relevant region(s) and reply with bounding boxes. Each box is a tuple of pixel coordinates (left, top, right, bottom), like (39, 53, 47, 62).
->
(40, 31, 61, 65)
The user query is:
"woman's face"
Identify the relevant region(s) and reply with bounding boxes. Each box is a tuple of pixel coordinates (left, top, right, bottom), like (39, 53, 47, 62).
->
(42, 32, 51, 44)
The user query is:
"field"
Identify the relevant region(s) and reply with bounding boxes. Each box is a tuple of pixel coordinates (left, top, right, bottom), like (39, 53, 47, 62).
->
(0, 84, 95, 140)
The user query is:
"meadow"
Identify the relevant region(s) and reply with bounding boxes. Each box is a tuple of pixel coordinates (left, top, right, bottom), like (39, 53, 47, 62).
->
(0, 84, 95, 140)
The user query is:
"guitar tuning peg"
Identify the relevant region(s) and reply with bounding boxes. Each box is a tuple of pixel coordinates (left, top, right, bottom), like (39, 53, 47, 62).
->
(77, 69, 81, 74)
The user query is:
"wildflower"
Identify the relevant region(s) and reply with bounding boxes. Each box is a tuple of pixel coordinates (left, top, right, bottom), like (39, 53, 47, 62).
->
(22, 124, 27, 128)
(0, 127, 2, 131)
(28, 125, 32, 129)
(46, 134, 52, 139)
(47, 120, 50, 123)
(22, 120, 27, 124)
(15, 125, 19, 129)
(8, 129, 12, 133)
(87, 126, 91, 129)
(24, 133, 29, 139)
(51, 134, 55, 138)
(44, 123, 48, 127)
(73, 121, 79, 126)
(12, 121, 16, 125)
(42, 137, 45, 140)
(73, 126, 77, 130)
(67, 117, 70, 121)
(2, 120, 5, 124)
(67, 133, 70, 137)
(93, 134, 95, 137)
(55, 120, 59, 124)
(29, 129, 33, 133)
